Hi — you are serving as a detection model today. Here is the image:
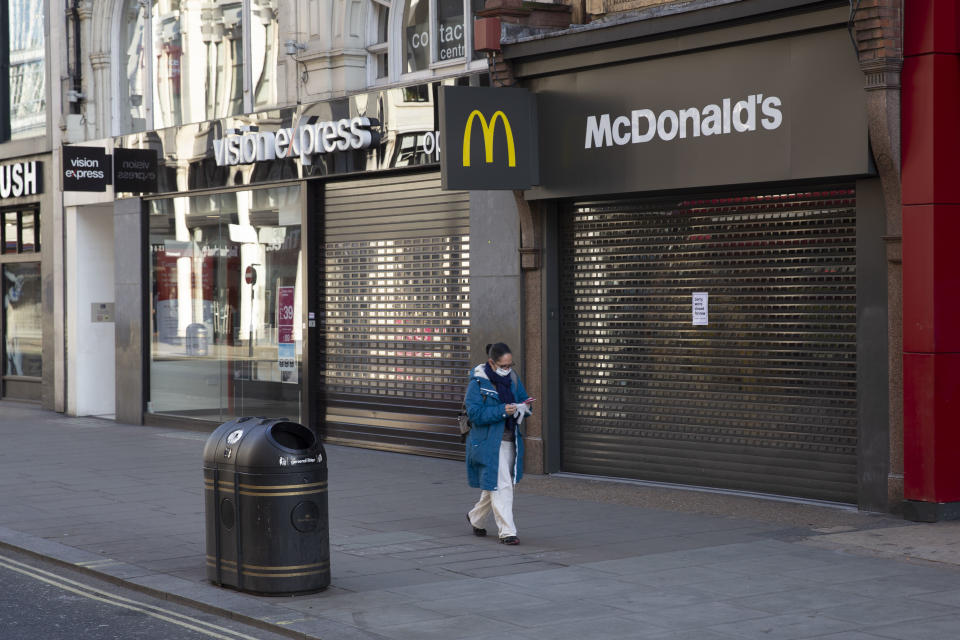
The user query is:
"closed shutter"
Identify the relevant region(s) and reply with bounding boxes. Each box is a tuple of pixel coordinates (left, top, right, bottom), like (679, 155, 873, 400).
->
(559, 188, 858, 503)
(320, 172, 470, 458)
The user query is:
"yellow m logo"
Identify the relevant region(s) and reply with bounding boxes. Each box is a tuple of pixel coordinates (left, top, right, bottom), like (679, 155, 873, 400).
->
(462, 110, 516, 168)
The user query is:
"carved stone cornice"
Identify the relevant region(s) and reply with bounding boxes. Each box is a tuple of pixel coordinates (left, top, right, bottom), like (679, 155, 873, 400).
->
(76, 1, 94, 21)
(89, 52, 111, 70)
(861, 57, 903, 91)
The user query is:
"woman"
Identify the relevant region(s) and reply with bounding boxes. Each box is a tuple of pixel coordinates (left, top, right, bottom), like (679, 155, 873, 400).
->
(464, 343, 532, 545)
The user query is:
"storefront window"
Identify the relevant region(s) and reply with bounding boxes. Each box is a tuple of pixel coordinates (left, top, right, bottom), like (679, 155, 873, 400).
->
(1, 209, 39, 254)
(6, 0, 46, 140)
(3, 212, 17, 253)
(20, 211, 35, 252)
(3, 262, 42, 378)
(368, 0, 391, 81)
(148, 185, 302, 422)
(402, 0, 429, 73)
(384, 0, 486, 82)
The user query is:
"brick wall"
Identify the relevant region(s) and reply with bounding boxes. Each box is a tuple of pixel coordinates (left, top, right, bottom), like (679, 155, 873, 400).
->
(851, 0, 902, 65)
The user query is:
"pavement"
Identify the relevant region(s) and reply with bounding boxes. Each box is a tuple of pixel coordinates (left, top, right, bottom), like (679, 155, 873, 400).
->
(1, 400, 960, 640)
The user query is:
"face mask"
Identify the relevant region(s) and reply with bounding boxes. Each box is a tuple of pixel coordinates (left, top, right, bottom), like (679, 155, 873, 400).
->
(495, 367, 512, 377)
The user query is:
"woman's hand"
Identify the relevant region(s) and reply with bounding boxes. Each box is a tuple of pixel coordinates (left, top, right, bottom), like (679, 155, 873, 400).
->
(504, 404, 517, 415)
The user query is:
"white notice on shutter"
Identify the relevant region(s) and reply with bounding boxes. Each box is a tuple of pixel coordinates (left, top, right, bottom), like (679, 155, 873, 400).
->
(692, 292, 709, 326)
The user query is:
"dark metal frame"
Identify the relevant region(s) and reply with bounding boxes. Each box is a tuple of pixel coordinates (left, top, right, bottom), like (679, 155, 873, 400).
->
(0, 204, 42, 401)
(0, 0, 9, 142)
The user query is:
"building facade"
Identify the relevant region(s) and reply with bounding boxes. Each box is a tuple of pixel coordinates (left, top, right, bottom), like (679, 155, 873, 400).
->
(0, 0, 56, 406)
(56, 0, 512, 461)
(30, 0, 960, 518)
(480, 0, 891, 509)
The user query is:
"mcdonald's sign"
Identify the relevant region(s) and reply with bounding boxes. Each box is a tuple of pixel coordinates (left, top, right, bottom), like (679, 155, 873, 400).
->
(439, 86, 538, 190)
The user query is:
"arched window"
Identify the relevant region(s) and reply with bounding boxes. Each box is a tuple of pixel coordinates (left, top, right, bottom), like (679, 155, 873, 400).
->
(114, 0, 280, 135)
(367, 0, 487, 86)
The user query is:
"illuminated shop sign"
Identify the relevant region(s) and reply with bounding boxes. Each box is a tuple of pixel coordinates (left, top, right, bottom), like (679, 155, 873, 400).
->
(0, 161, 42, 199)
(212, 117, 379, 167)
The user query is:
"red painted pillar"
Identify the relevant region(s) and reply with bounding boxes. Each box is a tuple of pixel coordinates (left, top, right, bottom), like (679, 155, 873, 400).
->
(902, 0, 960, 521)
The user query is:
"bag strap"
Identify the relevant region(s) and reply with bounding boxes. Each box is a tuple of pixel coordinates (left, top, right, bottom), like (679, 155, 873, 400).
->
(460, 377, 475, 412)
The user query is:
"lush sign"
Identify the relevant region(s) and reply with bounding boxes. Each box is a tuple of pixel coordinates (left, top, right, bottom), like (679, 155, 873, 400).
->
(0, 161, 41, 199)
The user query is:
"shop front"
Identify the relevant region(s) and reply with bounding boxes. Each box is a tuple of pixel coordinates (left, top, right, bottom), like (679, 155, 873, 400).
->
(116, 79, 480, 458)
(503, 4, 887, 505)
(0, 156, 49, 403)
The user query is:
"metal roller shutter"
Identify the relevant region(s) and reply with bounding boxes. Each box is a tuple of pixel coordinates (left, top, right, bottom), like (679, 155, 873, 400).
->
(559, 188, 858, 503)
(320, 172, 470, 458)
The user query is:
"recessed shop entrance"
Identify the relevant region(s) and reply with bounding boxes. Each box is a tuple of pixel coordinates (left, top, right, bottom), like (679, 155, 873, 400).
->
(558, 188, 859, 503)
(66, 204, 116, 416)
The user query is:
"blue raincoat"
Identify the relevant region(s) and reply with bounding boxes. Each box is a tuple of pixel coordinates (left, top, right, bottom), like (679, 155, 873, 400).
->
(464, 364, 529, 491)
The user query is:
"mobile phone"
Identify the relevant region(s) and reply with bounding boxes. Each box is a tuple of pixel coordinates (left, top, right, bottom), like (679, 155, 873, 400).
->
(523, 398, 536, 404)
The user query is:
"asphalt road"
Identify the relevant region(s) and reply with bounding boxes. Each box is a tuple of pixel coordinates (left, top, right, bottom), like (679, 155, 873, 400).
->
(0, 548, 288, 640)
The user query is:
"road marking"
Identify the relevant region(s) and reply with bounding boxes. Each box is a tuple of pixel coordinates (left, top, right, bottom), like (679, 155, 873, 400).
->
(275, 618, 310, 626)
(76, 559, 118, 568)
(0, 552, 263, 640)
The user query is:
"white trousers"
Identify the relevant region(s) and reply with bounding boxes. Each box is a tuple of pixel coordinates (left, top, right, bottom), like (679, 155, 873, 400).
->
(468, 441, 517, 538)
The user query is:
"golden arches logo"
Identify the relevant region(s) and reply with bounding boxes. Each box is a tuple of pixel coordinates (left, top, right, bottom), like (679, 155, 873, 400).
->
(462, 110, 516, 168)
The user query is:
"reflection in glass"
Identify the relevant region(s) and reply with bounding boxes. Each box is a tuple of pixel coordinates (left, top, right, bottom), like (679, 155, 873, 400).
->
(3, 262, 42, 377)
(8, 0, 46, 139)
(435, 0, 464, 62)
(148, 186, 302, 422)
(251, 0, 279, 110)
(120, 0, 148, 134)
(370, 0, 390, 80)
(20, 212, 35, 252)
(152, 0, 245, 128)
(324, 235, 471, 405)
(470, 0, 487, 60)
(402, 0, 429, 73)
(3, 212, 18, 254)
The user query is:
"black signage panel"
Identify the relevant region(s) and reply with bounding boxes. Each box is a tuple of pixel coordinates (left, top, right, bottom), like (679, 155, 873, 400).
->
(439, 86, 538, 190)
(526, 28, 871, 200)
(114, 148, 159, 193)
(63, 146, 110, 192)
(0, 161, 42, 199)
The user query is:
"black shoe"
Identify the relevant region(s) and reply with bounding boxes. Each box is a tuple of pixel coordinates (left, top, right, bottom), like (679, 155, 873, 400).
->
(467, 514, 486, 537)
(499, 536, 519, 545)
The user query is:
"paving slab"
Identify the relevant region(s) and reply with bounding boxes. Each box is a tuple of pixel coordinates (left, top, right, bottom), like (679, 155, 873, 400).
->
(2, 401, 960, 640)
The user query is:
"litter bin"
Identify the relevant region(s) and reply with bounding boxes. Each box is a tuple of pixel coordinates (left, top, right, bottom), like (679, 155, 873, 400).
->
(185, 323, 209, 356)
(203, 416, 329, 595)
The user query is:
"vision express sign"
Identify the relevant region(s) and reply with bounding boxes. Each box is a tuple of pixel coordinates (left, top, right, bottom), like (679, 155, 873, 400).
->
(526, 28, 871, 199)
(62, 146, 158, 193)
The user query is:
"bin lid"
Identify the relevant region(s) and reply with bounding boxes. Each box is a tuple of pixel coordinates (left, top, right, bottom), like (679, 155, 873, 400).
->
(203, 417, 325, 471)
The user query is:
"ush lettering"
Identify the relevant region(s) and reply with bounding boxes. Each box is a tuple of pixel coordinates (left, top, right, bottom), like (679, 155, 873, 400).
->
(0, 162, 39, 198)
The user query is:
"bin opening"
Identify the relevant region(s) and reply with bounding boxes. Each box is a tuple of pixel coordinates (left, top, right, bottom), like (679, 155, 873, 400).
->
(268, 422, 317, 452)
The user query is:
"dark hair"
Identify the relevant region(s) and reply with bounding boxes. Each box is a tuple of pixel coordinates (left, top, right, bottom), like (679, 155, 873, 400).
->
(486, 343, 512, 363)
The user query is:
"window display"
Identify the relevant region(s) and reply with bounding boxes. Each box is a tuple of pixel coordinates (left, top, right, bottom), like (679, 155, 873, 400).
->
(148, 185, 302, 422)
(3, 262, 42, 378)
